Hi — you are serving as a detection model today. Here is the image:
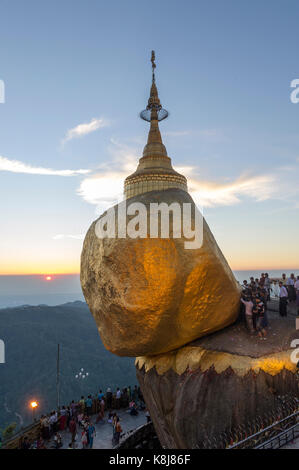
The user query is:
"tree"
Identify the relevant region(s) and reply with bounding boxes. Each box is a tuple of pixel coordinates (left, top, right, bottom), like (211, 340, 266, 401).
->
(2, 422, 17, 441)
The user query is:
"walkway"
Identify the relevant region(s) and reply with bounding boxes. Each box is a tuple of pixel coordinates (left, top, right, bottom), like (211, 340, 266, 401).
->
(49, 409, 147, 449)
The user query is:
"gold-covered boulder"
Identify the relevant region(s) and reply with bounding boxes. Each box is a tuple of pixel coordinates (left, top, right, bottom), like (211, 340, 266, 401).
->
(80, 189, 240, 356)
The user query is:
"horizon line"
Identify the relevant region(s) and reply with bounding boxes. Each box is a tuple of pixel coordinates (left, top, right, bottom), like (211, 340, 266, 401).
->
(1, 267, 299, 276)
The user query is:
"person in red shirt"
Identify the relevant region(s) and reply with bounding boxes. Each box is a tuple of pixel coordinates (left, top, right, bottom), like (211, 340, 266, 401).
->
(69, 417, 77, 445)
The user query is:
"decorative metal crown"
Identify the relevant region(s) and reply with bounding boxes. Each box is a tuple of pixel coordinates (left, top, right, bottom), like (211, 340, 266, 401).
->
(140, 51, 169, 122)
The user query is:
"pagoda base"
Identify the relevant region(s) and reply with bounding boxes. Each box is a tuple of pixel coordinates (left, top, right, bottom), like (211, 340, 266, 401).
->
(136, 312, 299, 449)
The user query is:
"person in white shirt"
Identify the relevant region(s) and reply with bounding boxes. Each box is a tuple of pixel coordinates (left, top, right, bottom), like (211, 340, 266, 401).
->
(115, 387, 122, 409)
(240, 296, 254, 333)
(264, 273, 271, 300)
(286, 274, 296, 302)
(279, 281, 288, 317)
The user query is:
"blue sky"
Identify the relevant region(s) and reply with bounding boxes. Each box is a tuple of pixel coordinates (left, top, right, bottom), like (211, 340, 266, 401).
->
(0, 0, 299, 273)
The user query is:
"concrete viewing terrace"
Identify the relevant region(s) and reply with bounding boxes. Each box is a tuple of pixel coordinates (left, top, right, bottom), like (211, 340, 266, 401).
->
(47, 409, 148, 449)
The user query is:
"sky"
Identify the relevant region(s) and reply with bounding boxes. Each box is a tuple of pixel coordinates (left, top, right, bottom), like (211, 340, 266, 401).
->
(0, 0, 299, 275)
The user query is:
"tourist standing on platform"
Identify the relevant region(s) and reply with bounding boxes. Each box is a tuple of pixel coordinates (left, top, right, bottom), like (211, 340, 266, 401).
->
(286, 274, 296, 302)
(132, 385, 138, 402)
(240, 295, 254, 333)
(53, 432, 63, 449)
(264, 273, 271, 300)
(295, 276, 299, 316)
(49, 411, 58, 435)
(106, 387, 112, 409)
(69, 416, 77, 445)
(253, 296, 266, 339)
(259, 288, 268, 328)
(85, 395, 93, 416)
(79, 396, 85, 413)
(279, 281, 288, 316)
(281, 273, 287, 286)
(40, 415, 50, 440)
(116, 387, 122, 409)
(114, 417, 122, 446)
(87, 422, 96, 449)
(70, 400, 77, 419)
(81, 428, 88, 449)
(96, 398, 105, 423)
(259, 273, 265, 287)
(59, 406, 67, 431)
(112, 413, 118, 445)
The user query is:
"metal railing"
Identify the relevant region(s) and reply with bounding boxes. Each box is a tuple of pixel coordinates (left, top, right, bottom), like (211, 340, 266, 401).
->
(228, 410, 298, 449)
(197, 395, 298, 449)
(255, 422, 298, 449)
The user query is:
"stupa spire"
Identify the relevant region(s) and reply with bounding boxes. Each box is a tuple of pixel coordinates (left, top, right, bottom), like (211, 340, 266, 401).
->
(140, 51, 168, 156)
(124, 51, 187, 199)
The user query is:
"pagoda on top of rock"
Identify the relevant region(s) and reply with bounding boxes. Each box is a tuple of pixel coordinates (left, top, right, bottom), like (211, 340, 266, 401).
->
(124, 51, 187, 199)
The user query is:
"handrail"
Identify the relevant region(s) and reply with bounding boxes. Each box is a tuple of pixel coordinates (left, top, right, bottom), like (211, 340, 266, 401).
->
(228, 410, 298, 449)
(255, 423, 298, 449)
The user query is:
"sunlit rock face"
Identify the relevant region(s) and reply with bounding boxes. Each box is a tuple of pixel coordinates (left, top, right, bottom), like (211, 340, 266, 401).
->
(80, 189, 240, 357)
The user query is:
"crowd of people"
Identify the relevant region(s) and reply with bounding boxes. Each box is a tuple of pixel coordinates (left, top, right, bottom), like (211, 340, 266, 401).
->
(21, 385, 149, 449)
(240, 272, 299, 339)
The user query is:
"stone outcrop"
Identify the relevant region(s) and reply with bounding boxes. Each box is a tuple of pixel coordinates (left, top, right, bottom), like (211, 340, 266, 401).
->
(135, 312, 299, 448)
(81, 189, 240, 357)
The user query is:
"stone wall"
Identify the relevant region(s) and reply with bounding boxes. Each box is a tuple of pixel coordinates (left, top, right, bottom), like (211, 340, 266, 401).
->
(3, 422, 41, 449)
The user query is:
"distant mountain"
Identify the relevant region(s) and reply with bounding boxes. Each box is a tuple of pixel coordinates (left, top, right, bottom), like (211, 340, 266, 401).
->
(0, 301, 136, 430)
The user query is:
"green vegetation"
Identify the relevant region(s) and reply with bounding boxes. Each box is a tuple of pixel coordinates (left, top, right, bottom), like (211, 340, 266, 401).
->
(2, 422, 17, 440)
(0, 301, 136, 429)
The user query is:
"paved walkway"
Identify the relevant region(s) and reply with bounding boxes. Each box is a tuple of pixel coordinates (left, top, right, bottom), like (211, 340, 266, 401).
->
(282, 440, 299, 449)
(49, 409, 147, 449)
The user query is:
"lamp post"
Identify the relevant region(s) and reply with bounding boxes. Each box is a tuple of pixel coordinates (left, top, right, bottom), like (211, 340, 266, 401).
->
(30, 401, 38, 422)
(75, 368, 89, 395)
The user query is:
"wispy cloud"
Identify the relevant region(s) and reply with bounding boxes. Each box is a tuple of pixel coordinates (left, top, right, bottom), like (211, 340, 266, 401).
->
(53, 234, 84, 240)
(77, 140, 278, 212)
(187, 172, 276, 207)
(62, 117, 109, 144)
(77, 139, 138, 213)
(0, 155, 90, 176)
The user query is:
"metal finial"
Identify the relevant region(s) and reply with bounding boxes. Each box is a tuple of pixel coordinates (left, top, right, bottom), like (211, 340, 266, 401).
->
(151, 50, 156, 82)
(140, 51, 169, 122)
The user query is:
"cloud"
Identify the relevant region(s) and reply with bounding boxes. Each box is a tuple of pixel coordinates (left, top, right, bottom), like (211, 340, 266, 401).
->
(62, 117, 108, 144)
(77, 139, 138, 213)
(53, 234, 85, 240)
(77, 140, 278, 212)
(187, 173, 276, 208)
(0, 155, 90, 176)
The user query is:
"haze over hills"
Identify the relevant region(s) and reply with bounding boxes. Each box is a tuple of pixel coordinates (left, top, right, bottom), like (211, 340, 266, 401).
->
(0, 301, 136, 430)
(0, 275, 84, 308)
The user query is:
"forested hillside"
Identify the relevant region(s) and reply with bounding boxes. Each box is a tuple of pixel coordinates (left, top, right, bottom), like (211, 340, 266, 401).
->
(0, 302, 136, 430)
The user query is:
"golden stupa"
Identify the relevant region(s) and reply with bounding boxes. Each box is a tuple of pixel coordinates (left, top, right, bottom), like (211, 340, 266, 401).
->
(81, 52, 240, 357)
(124, 51, 187, 199)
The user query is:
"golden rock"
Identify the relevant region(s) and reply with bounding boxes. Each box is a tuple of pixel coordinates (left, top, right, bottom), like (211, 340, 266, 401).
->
(80, 189, 240, 356)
